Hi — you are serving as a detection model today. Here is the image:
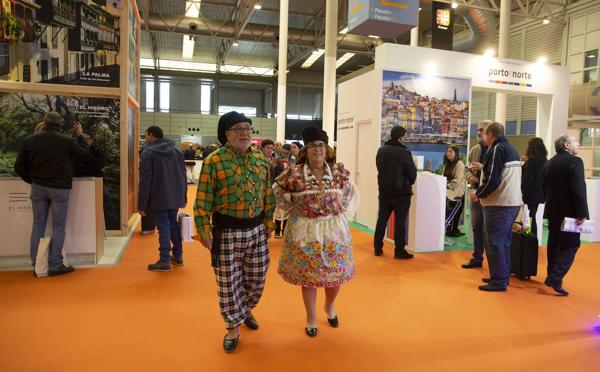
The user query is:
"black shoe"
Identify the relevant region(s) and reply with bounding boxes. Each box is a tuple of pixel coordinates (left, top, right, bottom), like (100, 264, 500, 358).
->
(478, 283, 507, 292)
(481, 277, 491, 283)
(446, 231, 462, 237)
(374, 249, 383, 257)
(148, 261, 171, 272)
(170, 255, 184, 266)
(48, 265, 75, 277)
(462, 260, 483, 269)
(394, 250, 414, 260)
(305, 327, 318, 337)
(244, 314, 259, 330)
(223, 335, 239, 352)
(544, 279, 569, 296)
(327, 316, 339, 328)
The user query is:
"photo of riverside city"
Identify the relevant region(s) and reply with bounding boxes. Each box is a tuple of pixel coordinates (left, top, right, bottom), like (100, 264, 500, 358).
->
(381, 70, 471, 172)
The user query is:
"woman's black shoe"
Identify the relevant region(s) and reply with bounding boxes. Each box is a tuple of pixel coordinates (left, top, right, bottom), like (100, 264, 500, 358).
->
(305, 327, 318, 337)
(327, 316, 339, 328)
(223, 335, 239, 353)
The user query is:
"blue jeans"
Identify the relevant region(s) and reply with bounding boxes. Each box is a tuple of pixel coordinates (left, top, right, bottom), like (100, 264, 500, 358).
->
(153, 209, 183, 263)
(30, 184, 71, 270)
(470, 200, 485, 263)
(483, 205, 519, 288)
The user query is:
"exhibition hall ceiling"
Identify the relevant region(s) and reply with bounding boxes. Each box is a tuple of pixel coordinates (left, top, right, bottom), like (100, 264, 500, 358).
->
(137, 0, 574, 78)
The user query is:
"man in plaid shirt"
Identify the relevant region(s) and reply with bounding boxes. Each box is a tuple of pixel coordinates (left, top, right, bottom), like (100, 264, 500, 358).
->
(194, 111, 275, 353)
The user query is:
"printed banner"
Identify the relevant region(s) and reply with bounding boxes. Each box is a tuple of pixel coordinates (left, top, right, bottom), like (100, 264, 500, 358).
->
(0, 0, 121, 87)
(0, 92, 121, 230)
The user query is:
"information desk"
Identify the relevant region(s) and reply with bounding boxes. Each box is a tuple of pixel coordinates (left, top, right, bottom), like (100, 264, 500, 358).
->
(407, 172, 446, 253)
(0, 178, 104, 268)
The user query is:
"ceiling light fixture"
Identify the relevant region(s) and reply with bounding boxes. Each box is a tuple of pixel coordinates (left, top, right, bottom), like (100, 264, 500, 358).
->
(451, 2, 458, 9)
(182, 35, 195, 60)
(336, 53, 355, 69)
(254, 4, 262, 10)
(368, 35, 380, 39)
(484, 48, 495, 57)
(232, 41, 239, 47)
(185, 1, 200, 18)
(301, 49, 325, 69)
(542, 18, 550, 25)
(537, 56, 547, 64)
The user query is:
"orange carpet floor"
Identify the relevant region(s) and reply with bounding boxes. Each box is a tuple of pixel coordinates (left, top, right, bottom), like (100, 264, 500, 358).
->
(1, 198, 600, 371)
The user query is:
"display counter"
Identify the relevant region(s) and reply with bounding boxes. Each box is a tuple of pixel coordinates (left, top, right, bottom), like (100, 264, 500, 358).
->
(583, 178, 600, 242)
(407, 172, 446, 253)
(0, 178, 104, 268)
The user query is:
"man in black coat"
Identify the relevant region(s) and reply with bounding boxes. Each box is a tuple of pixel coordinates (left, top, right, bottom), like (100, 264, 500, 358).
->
(374, 126, 417, 259)
(542, 134, 589, 296)
(14, 112, 90, 277)
(138, 126, 187, 272)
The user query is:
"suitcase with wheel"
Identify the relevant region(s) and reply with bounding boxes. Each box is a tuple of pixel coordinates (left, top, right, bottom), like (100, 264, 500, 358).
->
(510, 224, 538, 279)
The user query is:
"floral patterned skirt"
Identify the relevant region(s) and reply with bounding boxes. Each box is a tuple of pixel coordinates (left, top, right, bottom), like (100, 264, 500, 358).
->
(278, 214, 354, 288)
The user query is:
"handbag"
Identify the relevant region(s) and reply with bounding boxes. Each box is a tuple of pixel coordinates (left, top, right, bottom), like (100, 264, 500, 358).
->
(34, 238, 52, 278)
(178, 213, 195, 243)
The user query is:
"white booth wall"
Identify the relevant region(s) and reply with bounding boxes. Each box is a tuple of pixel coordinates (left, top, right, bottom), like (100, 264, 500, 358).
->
(337, 44, 570, 233)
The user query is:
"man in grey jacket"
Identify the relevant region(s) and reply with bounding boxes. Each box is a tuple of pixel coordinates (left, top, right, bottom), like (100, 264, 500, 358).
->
(138, 126, 187, 272)
(472, 122, 521, 292)
(462, 120, 490, 269)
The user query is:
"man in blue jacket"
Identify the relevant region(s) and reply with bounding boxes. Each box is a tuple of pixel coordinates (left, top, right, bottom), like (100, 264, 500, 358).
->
(138, 126, 187, 272)
(472, 122, 521, 291)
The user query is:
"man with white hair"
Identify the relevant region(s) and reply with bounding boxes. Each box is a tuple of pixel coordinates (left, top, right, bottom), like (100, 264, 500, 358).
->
(542, 134, 589, 296)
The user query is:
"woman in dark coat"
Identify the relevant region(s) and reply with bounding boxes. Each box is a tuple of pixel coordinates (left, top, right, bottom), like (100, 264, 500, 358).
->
(521, 137, 548, 235)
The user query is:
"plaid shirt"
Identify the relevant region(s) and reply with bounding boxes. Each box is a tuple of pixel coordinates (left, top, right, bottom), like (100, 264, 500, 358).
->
(194, 144, 275, 241)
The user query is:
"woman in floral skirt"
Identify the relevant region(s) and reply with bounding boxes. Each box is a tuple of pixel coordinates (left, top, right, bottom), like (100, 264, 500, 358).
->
(273, 126, 359, 337)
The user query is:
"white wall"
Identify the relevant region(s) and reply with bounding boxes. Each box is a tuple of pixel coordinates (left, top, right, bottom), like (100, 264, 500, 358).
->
(337, 69, 381, 229)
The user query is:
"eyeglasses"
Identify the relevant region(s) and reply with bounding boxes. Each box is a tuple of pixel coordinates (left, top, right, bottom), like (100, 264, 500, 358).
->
(306, 143, 327, 150)
(227, 126, 253, 134)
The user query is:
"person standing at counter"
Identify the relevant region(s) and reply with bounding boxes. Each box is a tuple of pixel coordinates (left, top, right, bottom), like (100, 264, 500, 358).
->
(462, 121, 489, 269)
(138, 126, 187, 272)
(473, 122, 522, 292)
(442, 146, 466, 237)
(73, 129, 106, 178)
(193, 111, 275, 353)
(184, 144, 196, 184)
(374, 125, 417, 259)
(14, 112, 90, 277)
(542, 135, 588, 296)
(521, 137, 547, 236)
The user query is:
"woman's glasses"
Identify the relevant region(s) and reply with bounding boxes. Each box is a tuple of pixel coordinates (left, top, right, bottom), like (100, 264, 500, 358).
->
(227, 126, 253, 134)
(306, 143, 327, 150)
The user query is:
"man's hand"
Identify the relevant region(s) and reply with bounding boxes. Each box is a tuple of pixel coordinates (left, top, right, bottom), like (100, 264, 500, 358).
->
(138, 210, 146, 217)
(575, 218, 586, 225)
(468, 176, 479, 186)
(200, 238, 212, 251)
(470, 190, 478, 202)
(470, 161, 483, 171)
(73, 122, 84, 136)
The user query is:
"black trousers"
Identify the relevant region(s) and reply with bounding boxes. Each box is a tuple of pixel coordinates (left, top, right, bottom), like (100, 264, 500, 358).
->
(445, 197, 464, 233)
(546, 222, 580, 288)
(274, 219, 287, 235)
(374, 196, 411, 253)
(527, 203, 539, 235)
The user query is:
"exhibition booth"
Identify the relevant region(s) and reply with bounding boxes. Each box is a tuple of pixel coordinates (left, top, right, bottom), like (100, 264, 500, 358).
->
(0, 0, 142, 268)
(337, 43, 599, 252)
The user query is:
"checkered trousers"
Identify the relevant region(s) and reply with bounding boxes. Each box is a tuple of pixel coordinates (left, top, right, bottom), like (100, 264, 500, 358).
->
(213, 224, 270, 329)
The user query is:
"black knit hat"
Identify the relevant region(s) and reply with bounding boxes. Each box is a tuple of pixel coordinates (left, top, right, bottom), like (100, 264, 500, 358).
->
(301, 126, 328, 145)
(218, 111, 252, 145)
